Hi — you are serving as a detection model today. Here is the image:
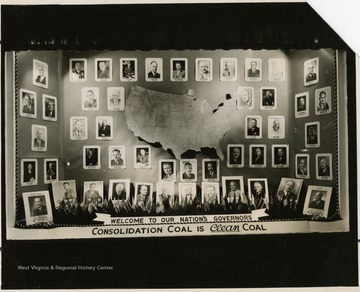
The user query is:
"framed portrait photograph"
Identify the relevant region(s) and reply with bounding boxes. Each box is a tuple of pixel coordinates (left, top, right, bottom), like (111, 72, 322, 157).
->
(120, 58, 137, 82)
(19, 89, 36, 118)
(260, 87, 277, 110)
(95, 58, 112, 82)
(315, 86, 332, 115)
(69, 58, 86, 82)
(179, 183, 197, 207)
(96, 116, 113, 140)
(108, 145, 126, 169)
(83, 146, 101, 169)
(33, 59, 48, 89)
(156, 182, 175, 212)
(107, 87, 125, 111)
(305, 121, 320, 148)
(227, 144, 244, 168)
(249, 144, 266, 168)
(159, 159, 176, 182)
(268, 58, 285, 81)
(295, 154, 310, 179)
(221, 176, 246, 206)
(134, 145, 151, 169)
(31, 124, 47, 152)
(145, 58, 163, 82)
(304, 57, 319, 86)
(316, 153, 333, 180)
(83, 181, 104, 209)
(44, 158, 58, 184)
(272, 144, 289, 168)
(170, 58, 188, 81)
(195, 58, 212, 81)
(21, 158, 38, 186)
(245, 115, 262, 139)
(180, 159, 197, 182)
(82, 87, 99, 111)
(303, 185, 333, 218)
(276, 177, 304, 209)
(220, 58, 237, 81)
(134, 182, 153, 213)
(268, 116, 285, 139)
(22, 191, 53, 226)
(70, 116, 88, 140)
(247, 178, 269, 210)
(235, 86, 254, 110)
(52, 180, 78, 215)
(245, 58, 262, 81)
(202, 159, 220, 182)
(295, 92, 309, 118)
(42, 94, 57, 121)
(201, 182, 220, 205)
(109, 179, 131, 202)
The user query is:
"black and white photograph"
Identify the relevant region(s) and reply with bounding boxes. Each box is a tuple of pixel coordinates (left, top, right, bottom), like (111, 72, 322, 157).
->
(134, 183, 153, 213)
(107, 87, 125, 111)
(109, 179, 131, 202)
(156, 182, 175, 213)
(145, 58, 163, 81)
(268, 58, 285, 81)
(42, 94, 57, 121)
(303, 185, 332, 218)
(245, 116, 262, 139)
(52, 180, 78, 215)
(316, 153, 333, 180)
(96, 116, 113, 140)
(295, 154, 310, 179)
(19, 89, 36, 118)
(69, 58, 86, 82)
(21, 158, 38, 186)
(201, 182, 220, 207)
(22, 191, 53, 226)
(275, 177, 304, 212)
(305, 121, 320, 148)
(315, 86, 332, 115)
(195, 58, 212, 81)
(304, 57, 319, 86)
(159, 159, 176, 182)
(221, 176, 247, 209)
(260, 87, 277, 110)
(70, 117, 88, 140)
(120, 58, 137, 81)
(272, 144, 289, 168)
(134, 145, 151, 169)
(82, 181, 104, 212)
(202, 159, 220, 182)
(268, 116, 285, 139)
(82, 87, 99, 111)
(108, 145, 126, 169)
(247, 178, 269, 210)
(83, 146, 100, 169)
(295, 92, 309, 118)
(33, 59, 48, 89)
(180, 159, 197, 182)
(220, 58, 237, 81)
(245, 58, 262, 81)
(179, 183, 197, 207)
(227, 144, 244, 168)
(170, 58, 187, 81)
(95, 58, 112, 82)
(44, 158, 58, 184)
(249, 145, 266, 168)
(31, 124, 47, 152)
(235, 86, 254, 110)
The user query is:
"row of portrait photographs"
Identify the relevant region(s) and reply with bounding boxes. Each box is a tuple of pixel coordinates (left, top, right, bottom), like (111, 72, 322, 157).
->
(69, 57, 288, 83)
(19, 89, 57, 121)
(22, 176, 332, 226)
(295, 86, 332, 118)
(81, 87, 125, 112)
(21, 158, 59, 186)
